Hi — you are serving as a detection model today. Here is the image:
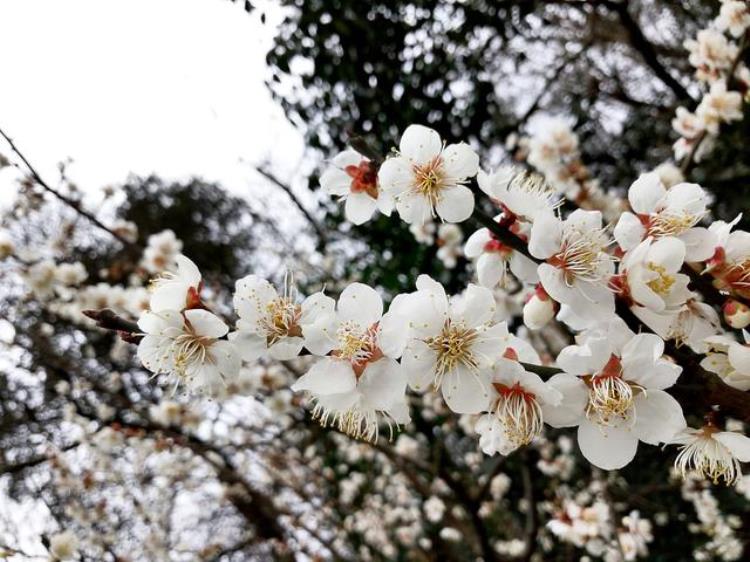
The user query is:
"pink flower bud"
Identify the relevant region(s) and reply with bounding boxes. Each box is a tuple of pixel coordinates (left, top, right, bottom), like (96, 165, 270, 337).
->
(723, 299, 750, 329)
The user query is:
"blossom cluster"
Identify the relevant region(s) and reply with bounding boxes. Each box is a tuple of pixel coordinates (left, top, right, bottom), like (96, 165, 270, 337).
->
(674, 0, 750, 161)
(108, 120, 750, 486)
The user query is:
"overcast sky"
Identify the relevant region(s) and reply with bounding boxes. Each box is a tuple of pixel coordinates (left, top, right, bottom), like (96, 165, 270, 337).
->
(0, 0, 306, 207)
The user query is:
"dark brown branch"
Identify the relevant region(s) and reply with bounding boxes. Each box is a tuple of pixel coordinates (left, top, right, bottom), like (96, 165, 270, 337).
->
(601, 1, 692, 102)
(253, 166, 328, 246)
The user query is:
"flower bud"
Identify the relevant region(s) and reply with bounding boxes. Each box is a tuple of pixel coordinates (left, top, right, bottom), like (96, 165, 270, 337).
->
(523, 286, 556, 330)
(723, 299, 750, 329)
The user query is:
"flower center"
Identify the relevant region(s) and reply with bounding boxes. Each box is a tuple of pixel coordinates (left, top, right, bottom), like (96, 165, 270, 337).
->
(674, 426, 742, 485)
(644, 209, 703, 238)
(584, 355, 643, 426)
(492, 382, 542, 447)
(263, 297, 302, 345)
(645, 263, 676, 296)
(334, 322, 382, 376)
(425, 320, 479, 387)
(172, 329, 213, 379)
(548, 227, 614, 286)
(345, 160, 379, 199)
(412, 156, 446, 206)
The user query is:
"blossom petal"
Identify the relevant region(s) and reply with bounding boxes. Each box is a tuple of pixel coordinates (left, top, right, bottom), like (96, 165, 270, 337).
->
(614, 212, 647, 251)
(542, 373, 588, 427)
(185, 309, 228, 338)
(633, 390, 686, 445)
(577, 419, 639, 470)
(441, 142, 479, 179)
(435, 185, 475, 223)
(338, 283, 383, 327)
(358, 357, 407, 411)
(399, 124, 442, 163)
(714, 431, 750, 462)
(442, 366, 491, 414)
(628, 172, 665, 214)
(345, 192, 378, 225)
(529, 212, 562, 259)
(291, 357, 357, 395)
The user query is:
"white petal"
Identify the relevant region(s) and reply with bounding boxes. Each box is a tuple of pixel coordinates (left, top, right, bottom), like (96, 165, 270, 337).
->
(442, 366, 491, 414)
(291, 357, 357, 395)
(227, 330, 267, 362)
(529, 212, 562, 259)
(337, 283, 383, 327)
(210, 340, 241, 379)
(715, 432, 750, 462)
(399, 124, 442, 163)
(320, 168, 352, 196)
(508, 252, 539, 284)
(378, 156, 413, 197)
(451, 284, 495, 326)
(358, 357, 407, 411)
(138, 310, 182, 335)
(633, 390, 686, 445)
(345, 192, 378, 225)
(331, 149, 363, 168)
(175, 255, 202, 285)
(476, 253, 506, 288)
(628, 172, 665, 214)
(184, 309, 228, 338)
(268, 336, 305, 360)
(435, 185, 475, 223)
(464, 229, 492, 258)
(441, 142, 479, 179)
(614, 213, 647, 252)
(648, 236, 686, 272)
(542, 373, 588, 427)
(680, 227, 717, 262)
(577, 419, 639, 470)
(402, 340, 438, 391)
(150, 282, 190, 313)
(396, 191, 432, 225)
(728, 343, 750, 374)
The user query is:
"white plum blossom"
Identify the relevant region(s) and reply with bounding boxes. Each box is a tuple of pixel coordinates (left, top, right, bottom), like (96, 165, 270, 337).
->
(464, 215, 538, 288)
(613, 173, 715, 261)
(476, 166, 560, 224)
(378, 124, 479, 224)
(137, 308, 240, 393)
(706, 215, 750, 299)
(529, 209, 616, 320)
(293, 283, 410, 440)
(25, 259, 57, 299)
(54, 262, 88, 286)
(701, 331, 750, 390)
(618, 236, 692, 312)
(475, 358, 562, 456)
(672, 424, 750, 485)
(685, 28, 739, 82)
(696, 81, 744, 134)
(397, 276, 509, 414)
(230, 274, 305, 361)
(436, 223, 464, 269)
(49, 530, 79, 561)
(716, 1, 750, 38)
(635, 298, 722, 353)
(544, 322, 685, 469)
(149, 254, 202, 312)
(320, 148, 393, 225)
(618, 511, 653, 561)
(141, 229, 183, 273)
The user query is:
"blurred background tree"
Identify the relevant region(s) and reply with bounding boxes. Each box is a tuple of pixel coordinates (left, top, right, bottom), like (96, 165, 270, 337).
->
(1, 0, 749, 561)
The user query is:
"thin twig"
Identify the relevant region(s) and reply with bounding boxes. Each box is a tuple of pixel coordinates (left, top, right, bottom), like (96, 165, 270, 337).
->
(0, 126, 140, 249)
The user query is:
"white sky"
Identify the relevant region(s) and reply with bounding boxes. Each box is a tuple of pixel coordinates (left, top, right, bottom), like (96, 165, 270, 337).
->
(0, 0, 306, 206)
